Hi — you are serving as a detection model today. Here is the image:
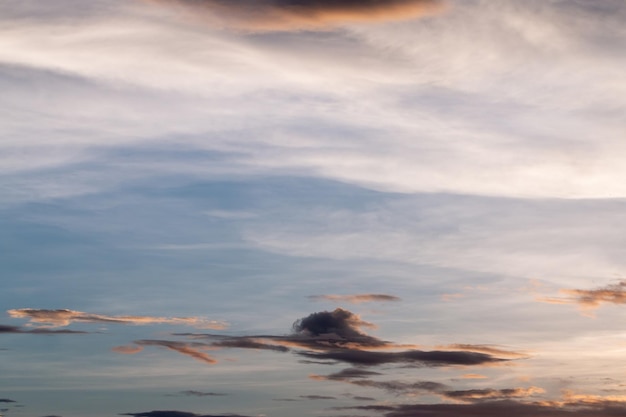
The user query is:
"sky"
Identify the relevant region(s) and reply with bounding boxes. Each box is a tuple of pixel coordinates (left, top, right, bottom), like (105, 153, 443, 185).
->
(1, 0, 626, 416)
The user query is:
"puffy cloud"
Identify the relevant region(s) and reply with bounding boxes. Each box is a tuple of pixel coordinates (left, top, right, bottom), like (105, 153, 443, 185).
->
(142, 0, 445, 32)
(8, 308, 227, 329)
(308, 294, 401, 304)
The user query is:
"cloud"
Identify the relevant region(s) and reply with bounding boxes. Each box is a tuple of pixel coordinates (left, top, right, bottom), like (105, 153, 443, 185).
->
(142, 0, 445, 32)
(435, 344, 527, 359)
(120, 412, 253, 417)
(344, 398, 626, 417)
(119, 308, 518, 368)
(539, 281, 626, 313)
(311, 369, 447, 395)
(0, 399, 16, 403)
(0, 324, 86, 334)
(179, 391, 228, 397)
(298, 348, 510, 367)
(299, 395, 337, 400)
(8, 308, 227, 329)
(118, 340, 218, 365)
(442, 387, 545, 402)
(308, 294, 401, 304)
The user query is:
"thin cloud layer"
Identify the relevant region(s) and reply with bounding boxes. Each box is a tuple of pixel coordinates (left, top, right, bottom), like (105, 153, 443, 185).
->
(143, 0, 445, 31)
(0, 324, 86, 334)
(8, 308, 227, 330)
(345, 398, 626, 417)
(121, 412, 254, 417)
(308, 294, 401, 304)
(114, 340, 217, 365)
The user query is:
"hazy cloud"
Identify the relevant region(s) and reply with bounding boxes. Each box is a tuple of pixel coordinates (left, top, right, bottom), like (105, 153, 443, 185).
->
(0, 399, 16, 403)
(179, 391, 228, 397)
(540, 281, 626, 313)
(8, 308, 227, 329)
(142, 0, 445, 32)
(0, 324, 86, 334)
(120, 340, 218, 365)
(299, 395, 337, 400)
(308, 294, 401, 304)
(443, 387, 545, 402)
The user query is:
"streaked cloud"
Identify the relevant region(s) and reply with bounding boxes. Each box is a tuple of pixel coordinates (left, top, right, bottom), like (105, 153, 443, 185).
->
(116, 340, 218, 365)
(143, 0, 445, 32)
(179, 391, 227, 397)
(8, 308, 227, 329)
(308, 294, 401, 304)
(121, 412, 254, 417)
(539, 281, 626, 313)
(443, 387, 545, 402)
(0, 324, 86, 334)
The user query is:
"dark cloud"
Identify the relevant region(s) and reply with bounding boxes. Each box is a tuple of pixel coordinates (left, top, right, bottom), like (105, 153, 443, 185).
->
(319, 367, 383, 379)
(123, 309, 515, 369)
(311, 370, 447, 395)
(308, 294, 401, 304)
(299, 395, 337, 400)
(179, 391, 228, 397)
(345, 399, 626, 417)
(0, 399, 16, 403)
(142, 0, 445, 32)
(0, 324, 86, 334)
(121, 412, 252, 417)
(298, 348, 509, 367)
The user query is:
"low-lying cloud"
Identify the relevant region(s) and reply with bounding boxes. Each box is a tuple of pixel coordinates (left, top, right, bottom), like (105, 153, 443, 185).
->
(308, 294, 401, 304)
(539, 281, 626, 313)
(142, 0, 445, 31)
(8, 308, 227, 330)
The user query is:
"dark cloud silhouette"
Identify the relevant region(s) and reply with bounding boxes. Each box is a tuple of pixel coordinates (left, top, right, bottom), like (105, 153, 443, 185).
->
(308, 294, 401, 304)
(317, 367, 383, 379)
(122, 309, 515, 369)
(0, 399, 16, 403)
(311, 370, 447, 395)
(142, 0, 445, 32)
(298, 348, 510, 367)
(0, 324, 86, 334)
(121, 412, 253, 417)
(179, 391, 228, 397)
(299, 395, 337, 400)
(345, 399, 626, 417)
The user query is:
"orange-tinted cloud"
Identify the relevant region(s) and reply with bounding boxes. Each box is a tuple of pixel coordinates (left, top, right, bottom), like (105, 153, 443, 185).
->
(436, 344, 528, 359)
(309, 294, 401, 303)
(443, 386, 545, 402)
(126, 340, 218, 365)
(142, 0, 445, 32)
(538, 281, 626, 314)
(8, 308, 227, 330)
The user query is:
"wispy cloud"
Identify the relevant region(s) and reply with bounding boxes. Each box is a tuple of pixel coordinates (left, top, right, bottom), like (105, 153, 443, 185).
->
(308, 294, 401, 304)
(142, 0, 445, 32)
(120, 411, 254, 417)
(538, 281, 626, 314)
(0, 324, 86, 334)
(8, 309, 227, 329)
(179, 391, 227, 397)
(114, 340, 218, 365)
